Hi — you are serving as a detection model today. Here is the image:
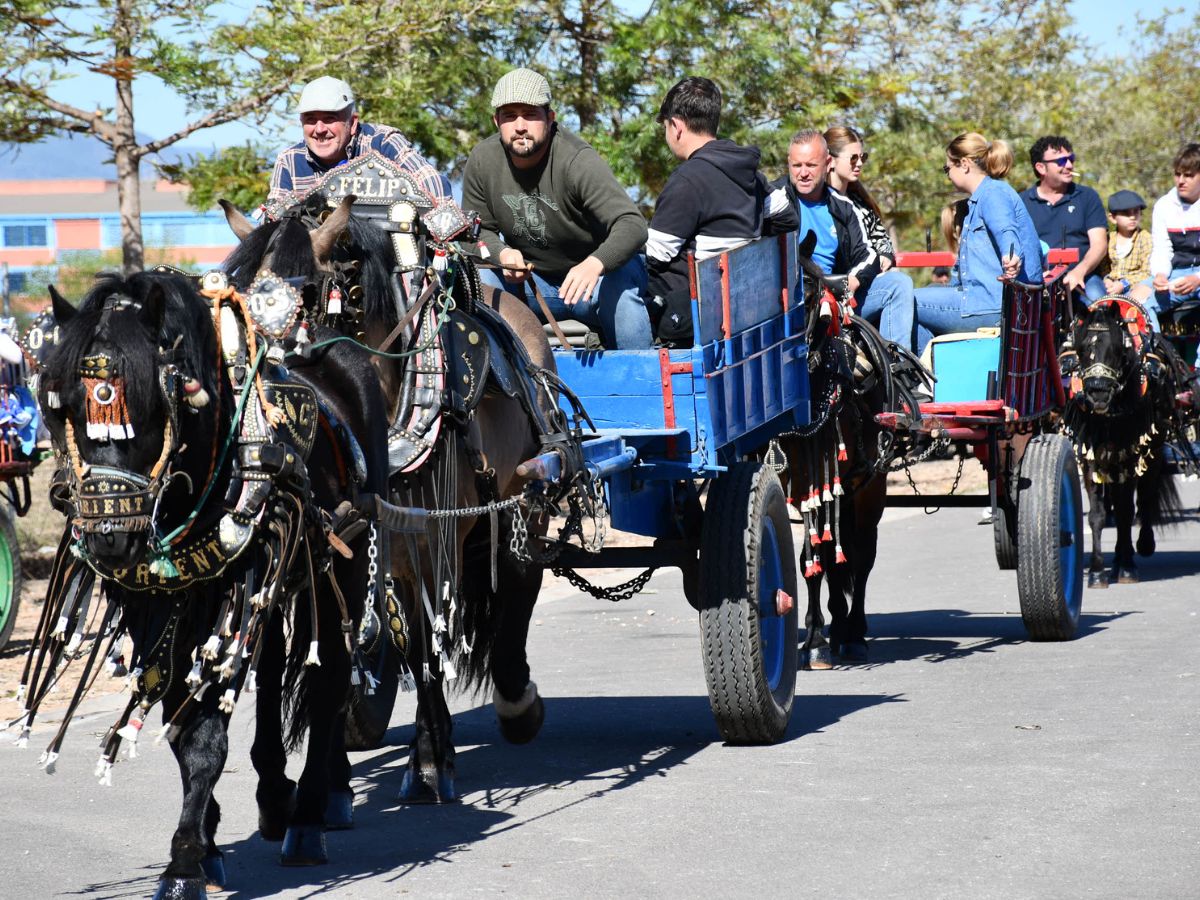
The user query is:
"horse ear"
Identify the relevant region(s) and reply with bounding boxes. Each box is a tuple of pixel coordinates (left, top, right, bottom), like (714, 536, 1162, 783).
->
(48, 285, 76, 324)
(798, 231, 817, 259)
(308, 195, 356, 263)
(219, 199, 256, 241)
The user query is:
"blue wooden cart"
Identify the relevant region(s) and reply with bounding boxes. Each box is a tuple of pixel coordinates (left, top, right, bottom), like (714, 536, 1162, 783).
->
(523, 234, 811, 743)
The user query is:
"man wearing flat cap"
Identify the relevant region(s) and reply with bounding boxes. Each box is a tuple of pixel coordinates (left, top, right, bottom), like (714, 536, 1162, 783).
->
(462, 67, 651, 348)
(267, 75, 451, 206)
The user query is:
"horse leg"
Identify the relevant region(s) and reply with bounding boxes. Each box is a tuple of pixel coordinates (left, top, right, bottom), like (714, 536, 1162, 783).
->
(1085, 475, 1109, 588)
(838, 480, 884, 663)
(324, 708, 354, 831)
(399, 663, 458, 803)
(1111, 481, 1138, 583)
(155, 687, 229, 900)
(798, 565, 831, 670)
(250, 609, 295, 842)
(1135, 468, 1158, 558)
(488, 543, 546, 745)
(282, 581, 355, 866)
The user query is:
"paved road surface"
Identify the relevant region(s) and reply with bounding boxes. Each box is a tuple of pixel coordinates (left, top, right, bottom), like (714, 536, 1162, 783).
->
(5, 487, 1199, 899)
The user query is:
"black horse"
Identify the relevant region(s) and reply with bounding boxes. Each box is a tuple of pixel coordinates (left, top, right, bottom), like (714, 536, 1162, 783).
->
(220, 191, 564, 804)
(23, 269, 388, 898)
(1061, 298, 1191, 586)
(779, 251, 928, 667)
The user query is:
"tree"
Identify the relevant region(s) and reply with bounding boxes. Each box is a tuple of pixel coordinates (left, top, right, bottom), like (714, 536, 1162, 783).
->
(0, 0, 502, 273)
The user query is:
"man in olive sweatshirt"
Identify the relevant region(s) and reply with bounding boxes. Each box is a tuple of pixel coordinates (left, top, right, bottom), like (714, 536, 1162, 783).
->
(462, 67, 651, 348)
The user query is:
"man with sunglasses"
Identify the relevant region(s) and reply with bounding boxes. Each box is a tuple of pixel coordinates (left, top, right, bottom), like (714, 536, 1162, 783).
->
(1019, 135, 1108, 302)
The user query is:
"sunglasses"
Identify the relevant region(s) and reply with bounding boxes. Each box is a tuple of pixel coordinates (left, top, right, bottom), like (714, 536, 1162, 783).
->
(1042, 153, 1076, 167)
(941, 163, 953, 175)
(841, 152, 869, 166)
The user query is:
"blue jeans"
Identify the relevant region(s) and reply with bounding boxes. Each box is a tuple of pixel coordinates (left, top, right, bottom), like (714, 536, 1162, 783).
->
(856, 269, 915, 352)
(1146, 265, 1200, 326)
(1079, 273, 1107, 305)
(478, 254, 651, 349)
(913, 285, 1001, 356)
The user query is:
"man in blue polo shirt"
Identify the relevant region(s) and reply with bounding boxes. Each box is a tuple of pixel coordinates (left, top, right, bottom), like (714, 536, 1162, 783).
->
(1019, 135, 1108, 303)
(266, 76, 450, 208)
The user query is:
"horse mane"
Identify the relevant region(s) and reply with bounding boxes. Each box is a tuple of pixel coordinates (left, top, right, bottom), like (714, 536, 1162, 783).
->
(47, 271, 218, 416)
(221, 200, 400, 329)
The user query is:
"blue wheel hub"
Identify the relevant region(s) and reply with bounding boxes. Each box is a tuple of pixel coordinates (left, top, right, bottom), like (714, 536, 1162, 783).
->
(757, 518, 786, 691)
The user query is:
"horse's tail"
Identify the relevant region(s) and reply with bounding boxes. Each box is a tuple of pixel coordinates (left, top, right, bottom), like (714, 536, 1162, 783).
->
(1140, 450, 1184, 529)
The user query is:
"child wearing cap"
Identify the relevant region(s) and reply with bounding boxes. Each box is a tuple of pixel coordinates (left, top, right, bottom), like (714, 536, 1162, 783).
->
(1102, 189, 1153, 306)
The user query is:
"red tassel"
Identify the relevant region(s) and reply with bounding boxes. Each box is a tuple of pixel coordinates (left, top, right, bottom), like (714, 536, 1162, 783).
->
(822, 526, 832, 542)
(837, 443, 848, 462)
(836, 548, 847, 564)
(804, 562, 816, 579)
(811, 560, 823, 575)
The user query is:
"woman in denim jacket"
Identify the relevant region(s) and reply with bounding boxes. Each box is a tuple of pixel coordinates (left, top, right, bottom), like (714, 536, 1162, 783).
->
(914, 133, 1044, 354)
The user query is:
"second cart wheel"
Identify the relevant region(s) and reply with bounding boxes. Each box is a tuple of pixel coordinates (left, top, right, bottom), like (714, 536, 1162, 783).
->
(0, 506, 22, 651)
(993, 502, 1018, 570)
(1016, 434, 1083, 641)
(698, 462, 798, 744)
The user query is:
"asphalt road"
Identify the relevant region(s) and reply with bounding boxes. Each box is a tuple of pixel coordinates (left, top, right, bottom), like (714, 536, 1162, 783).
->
(5, 486, 1199, 899)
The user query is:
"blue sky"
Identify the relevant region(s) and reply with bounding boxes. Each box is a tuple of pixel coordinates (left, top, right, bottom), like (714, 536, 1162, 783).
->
(45, 0, 1189, 153)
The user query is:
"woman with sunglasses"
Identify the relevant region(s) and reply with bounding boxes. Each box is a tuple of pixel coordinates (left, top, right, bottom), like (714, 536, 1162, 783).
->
(913, 132, 1043, 355)
(824, 126, 916, 351)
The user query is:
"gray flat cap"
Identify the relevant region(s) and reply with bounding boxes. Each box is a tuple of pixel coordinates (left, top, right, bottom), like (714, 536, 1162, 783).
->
(491, 68, 552, 109)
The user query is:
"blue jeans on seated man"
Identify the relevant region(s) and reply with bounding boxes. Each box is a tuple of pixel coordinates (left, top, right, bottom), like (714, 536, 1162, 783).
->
(477, 254, 651, 349)
(1146, 265, 1200, 329)
(913, 285, 1001, 357)
(856, 269, 916, 352)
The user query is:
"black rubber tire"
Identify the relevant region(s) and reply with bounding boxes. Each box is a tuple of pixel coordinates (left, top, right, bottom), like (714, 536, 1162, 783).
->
(993, 501, 1018, 571)
(1016, 434, 1084, 641)
(698, 462, 798, 744)
(0, 506, 22, 651)
(344, 595, 400, 751)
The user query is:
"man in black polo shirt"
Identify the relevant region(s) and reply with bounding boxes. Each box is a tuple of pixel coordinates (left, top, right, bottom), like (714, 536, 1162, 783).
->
(1020, 135, 1108, 303)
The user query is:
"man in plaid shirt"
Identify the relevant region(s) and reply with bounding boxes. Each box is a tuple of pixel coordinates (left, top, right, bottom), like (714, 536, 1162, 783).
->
(267, 76, 451, 208)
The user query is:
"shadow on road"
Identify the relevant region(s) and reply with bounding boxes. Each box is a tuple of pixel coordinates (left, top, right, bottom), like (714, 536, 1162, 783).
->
(801, 608, 1132, 669)
(1116, 548, 1200, 583)
(67, 693, 899, 898)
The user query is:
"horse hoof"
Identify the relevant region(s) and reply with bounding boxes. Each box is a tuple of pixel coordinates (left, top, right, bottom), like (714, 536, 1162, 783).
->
(258, 782, 296, 841)
(281, 825, 327, 866)
(1115, 566, 1139, 584)
(1088, 570, 1109, 589)
(839, 640, 869, 663)
(1136, 533, 1156, 557)
(800, 646, 834, 670)
(200, 851, 226, 891)
(495, 682, 545, 745)
(152, 877, 207, 900)
(398, 766, 459, 804)
(325, 790, 354, 830)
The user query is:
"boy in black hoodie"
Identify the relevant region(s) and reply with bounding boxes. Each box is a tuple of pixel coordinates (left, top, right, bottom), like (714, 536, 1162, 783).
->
(645, 77, 797, 345)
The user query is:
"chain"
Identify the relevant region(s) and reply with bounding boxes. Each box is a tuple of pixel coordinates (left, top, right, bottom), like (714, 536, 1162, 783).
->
(884, 434, 949, 473)
(550, 566, 658, 602)
(366, 521, 378, 581)
(427, 493, 524, 520)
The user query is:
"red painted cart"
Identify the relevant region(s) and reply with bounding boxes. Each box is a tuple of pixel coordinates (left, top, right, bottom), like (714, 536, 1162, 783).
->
(880, 249, 1084, 641)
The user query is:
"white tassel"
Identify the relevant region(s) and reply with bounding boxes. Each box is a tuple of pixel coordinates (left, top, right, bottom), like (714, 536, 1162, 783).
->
(422, 662, 432, 684)
(295, 322, 309, 345)
(460, 634, 473, 655)
(186, 660, 203, 687)
(217, 654, 236, 681)
(327, 288, 343, 316)
(305, 640, 320, 666)
(364, 670, 379, 695)
(39, 750, 59, 774)
(108, 423, 130, 441)
(400, 669, 416, 693)
(218, 688, 236, 714)
(96, 758, 114, 787)
(52, 616, 68, 640)
(822, 486, 833, 503)
(201, 635, 222, 660)
(440, 651, 457, 681)
(117, 710, 144, 755)
(350, 667, 361, 686)
(65, 630, 83, 655)
(87, 422, 108, 441)
(245, 670, 258, 694)
(46, 391, 60, 409)
(155, 724, 181, 745)
(127, 666, 143, 691)
(14, 683, 25, 705)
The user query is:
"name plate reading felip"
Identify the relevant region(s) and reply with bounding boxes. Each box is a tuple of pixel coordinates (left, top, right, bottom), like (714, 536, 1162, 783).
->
(312, 150, 435, 210)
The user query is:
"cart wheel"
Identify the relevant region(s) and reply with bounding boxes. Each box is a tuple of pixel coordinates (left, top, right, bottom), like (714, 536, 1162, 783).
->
(993, 502, 1018, 571)
(0, 506, 22, 651)
(344, 593, 399, 751)
(1016, 434, 1083, 641)
(698, 462, 798, 744)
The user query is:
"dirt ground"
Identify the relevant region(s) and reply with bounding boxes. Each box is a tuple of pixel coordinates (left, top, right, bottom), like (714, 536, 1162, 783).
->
(0, 456, 987, 716)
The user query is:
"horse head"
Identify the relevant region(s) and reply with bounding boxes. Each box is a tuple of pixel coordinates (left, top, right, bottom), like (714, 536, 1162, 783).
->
(1071, 299, 1144, 415)
(795, 231, 851, 346)
(40, 273, 221, 571)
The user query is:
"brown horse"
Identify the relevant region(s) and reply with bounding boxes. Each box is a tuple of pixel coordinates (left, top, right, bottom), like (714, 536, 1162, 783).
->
(221, 196, 560, 803)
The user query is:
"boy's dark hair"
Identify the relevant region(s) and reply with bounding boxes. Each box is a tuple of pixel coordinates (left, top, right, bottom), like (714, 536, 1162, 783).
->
(932, 266, 952, 278)
(656, 77, 721, 136)
(1029, 135, 1074, 175)
(1174, 143, 1200, 175)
